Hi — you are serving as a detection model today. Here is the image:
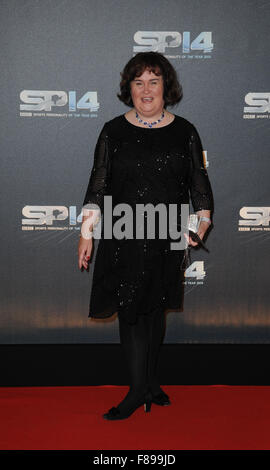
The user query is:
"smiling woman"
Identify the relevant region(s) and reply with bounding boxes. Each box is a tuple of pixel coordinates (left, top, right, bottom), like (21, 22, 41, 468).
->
(117, 52, 181, 128)
(117, 51, 182, 110)
(78, 51, 214, 420)
(129, 70, 165, 123)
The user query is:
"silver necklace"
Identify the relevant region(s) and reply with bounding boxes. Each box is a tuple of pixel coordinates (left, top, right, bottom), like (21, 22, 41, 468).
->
(135, 110, 165, 128)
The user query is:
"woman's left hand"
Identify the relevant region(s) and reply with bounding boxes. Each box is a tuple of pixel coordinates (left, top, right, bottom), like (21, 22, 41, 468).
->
(185, 220, 211, 247)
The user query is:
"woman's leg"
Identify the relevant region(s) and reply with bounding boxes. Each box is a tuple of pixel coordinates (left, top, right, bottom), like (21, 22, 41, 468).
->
(145, 305, 166, 396)
(117, 303, 166, 413)
(117, 312, 149, 412)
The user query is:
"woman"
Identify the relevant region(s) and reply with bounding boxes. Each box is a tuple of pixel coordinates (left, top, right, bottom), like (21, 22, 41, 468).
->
(78, 52, 214, 420)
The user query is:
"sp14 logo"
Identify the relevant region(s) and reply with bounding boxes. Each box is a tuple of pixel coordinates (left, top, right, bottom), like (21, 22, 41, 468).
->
(20, 91, 99, 112)
(133, 31, 213, 53)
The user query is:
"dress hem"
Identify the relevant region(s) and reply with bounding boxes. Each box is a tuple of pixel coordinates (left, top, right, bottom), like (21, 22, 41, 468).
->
(88, 300, 184, 321)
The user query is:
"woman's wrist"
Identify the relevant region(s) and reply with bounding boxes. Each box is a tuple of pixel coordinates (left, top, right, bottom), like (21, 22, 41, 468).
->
(199, 216, 211, 225)
(79, 231, 93, 240)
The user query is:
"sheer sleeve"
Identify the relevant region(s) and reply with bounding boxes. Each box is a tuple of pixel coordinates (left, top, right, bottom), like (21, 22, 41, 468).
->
(82, 123, 111, 216)
(188, 124, 214, 212)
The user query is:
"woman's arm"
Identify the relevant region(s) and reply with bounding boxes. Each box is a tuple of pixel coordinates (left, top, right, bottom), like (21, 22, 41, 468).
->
(188, 124, 214, 246)
(78, 123, 111, 269)
(82, 122, 111, 215)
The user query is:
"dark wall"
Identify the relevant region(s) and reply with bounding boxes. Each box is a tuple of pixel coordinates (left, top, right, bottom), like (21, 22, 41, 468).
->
(0, 0, 269, 344)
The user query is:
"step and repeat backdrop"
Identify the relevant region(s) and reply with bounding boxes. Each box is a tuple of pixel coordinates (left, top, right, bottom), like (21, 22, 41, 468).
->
(1, 0, 269, 343)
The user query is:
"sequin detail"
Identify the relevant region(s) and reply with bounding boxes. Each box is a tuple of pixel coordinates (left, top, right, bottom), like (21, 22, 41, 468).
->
(82, 114, 214, 322)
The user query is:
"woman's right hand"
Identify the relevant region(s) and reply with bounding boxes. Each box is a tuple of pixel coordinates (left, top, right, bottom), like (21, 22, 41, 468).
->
(78, 237, 93, 270)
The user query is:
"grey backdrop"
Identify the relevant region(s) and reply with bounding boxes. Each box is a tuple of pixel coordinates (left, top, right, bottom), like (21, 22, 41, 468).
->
(1, 0, 269, 343)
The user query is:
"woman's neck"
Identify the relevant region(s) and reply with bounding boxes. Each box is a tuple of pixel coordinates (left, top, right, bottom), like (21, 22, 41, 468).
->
(124, 108, 175, 128)
(134, 108, 164, 122)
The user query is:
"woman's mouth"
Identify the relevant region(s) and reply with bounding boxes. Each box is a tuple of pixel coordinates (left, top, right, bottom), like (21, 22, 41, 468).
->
(142, 97, 153, 103)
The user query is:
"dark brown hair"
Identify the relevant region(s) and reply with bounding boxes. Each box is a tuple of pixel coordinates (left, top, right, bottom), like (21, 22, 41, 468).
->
(117, 52, 182, 108)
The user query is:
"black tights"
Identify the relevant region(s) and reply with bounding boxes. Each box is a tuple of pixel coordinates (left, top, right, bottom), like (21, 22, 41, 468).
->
(117, 305, 165, 412)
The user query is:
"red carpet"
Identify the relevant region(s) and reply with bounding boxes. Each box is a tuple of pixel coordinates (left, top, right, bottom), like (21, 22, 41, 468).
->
(0, 385, 270, 450)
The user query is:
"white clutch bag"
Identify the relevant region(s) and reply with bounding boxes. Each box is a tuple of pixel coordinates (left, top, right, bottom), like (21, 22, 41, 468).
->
(187, 214, 210, 253)
(180, 214, 211, 270)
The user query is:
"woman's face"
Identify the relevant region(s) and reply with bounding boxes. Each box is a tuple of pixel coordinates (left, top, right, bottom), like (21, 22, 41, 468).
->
(130, 68, 164, 118)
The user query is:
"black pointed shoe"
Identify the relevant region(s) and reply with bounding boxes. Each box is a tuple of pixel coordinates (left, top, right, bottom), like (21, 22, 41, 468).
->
(152, 390, 171, 406)
(103, 390, 153, 420)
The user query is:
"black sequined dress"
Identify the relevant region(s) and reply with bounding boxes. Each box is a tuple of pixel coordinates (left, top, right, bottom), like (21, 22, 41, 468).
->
(82, 114, 214, 324)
